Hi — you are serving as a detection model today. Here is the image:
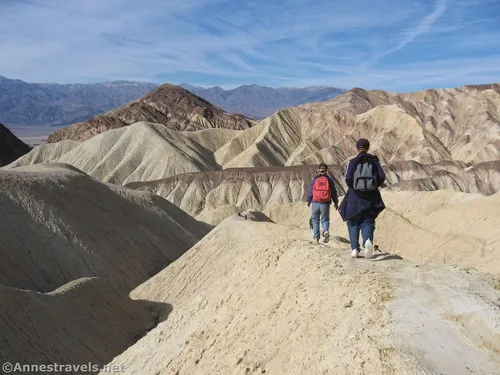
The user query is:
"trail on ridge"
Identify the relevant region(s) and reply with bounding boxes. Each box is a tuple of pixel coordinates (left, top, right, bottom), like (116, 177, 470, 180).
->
(101, 217, 500, 375)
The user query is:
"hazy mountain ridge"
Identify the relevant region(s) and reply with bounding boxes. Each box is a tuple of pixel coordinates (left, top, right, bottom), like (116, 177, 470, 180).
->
(0, 75, 346, 126)
(181, 83, 346, 118)
(0, 75, 157, 126)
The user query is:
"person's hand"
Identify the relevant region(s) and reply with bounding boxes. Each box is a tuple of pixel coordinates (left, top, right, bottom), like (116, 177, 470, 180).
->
(334, 203, 339, 210)
(307, 201, 311, 207)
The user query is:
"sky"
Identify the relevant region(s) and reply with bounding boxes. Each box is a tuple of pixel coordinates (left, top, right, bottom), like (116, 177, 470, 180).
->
(0, 0, 499, 91)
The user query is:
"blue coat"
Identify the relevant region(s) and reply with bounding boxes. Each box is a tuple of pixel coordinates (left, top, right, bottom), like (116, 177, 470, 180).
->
(306, 174, 339, 205)
(338, 153, 386, 221)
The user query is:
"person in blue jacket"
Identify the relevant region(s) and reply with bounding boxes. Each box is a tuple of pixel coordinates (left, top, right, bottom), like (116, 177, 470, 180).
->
(306, 163, 339, 244)
(338, 138, 386, 259)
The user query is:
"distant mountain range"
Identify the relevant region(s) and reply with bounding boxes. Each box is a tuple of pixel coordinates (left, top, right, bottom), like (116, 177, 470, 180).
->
(0, 75, 346, 125)
(0, 75, 157, 126)
(181, 83, 346, 118)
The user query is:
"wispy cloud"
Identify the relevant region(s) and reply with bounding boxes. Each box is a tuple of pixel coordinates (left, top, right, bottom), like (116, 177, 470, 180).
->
(0, 0, 499, 91)
(369, 0, 448, 64)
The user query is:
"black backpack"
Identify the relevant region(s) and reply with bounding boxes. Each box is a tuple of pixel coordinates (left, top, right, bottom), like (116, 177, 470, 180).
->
(353, 159, 378, 191)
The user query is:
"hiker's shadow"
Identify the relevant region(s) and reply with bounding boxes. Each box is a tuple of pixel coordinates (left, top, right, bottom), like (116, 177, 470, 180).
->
(370, 247, 403, 261)
(333, 236, 350, 244)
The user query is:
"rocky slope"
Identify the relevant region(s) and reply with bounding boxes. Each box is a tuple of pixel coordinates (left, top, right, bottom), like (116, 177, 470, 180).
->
(0, 122, 31, 166)
(46, 84, 256, 142)
(0, 75, 156, 126)
(181, 83, 346, 118)
(0, 163, 209, 293)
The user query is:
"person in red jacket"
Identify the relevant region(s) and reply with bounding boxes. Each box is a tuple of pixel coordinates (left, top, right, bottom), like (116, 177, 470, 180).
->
(306, 163, 339, 243)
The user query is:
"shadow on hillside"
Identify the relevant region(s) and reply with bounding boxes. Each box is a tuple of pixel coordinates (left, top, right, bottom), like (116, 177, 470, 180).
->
(128, 301, 170, 354)
(136, 299, 173, 329)
(80, 300, 174, 374)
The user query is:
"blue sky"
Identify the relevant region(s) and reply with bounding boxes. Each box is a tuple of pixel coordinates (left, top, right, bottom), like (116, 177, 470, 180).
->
(0, 0, 499, 91)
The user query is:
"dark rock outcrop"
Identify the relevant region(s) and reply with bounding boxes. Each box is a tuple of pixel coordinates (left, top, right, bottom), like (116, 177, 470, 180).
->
(0, 122, 31, 166)
(47, 84, 256, 142)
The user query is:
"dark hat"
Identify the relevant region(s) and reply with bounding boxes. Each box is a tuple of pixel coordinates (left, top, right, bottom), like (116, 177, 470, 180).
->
(356, 138, 370, 150)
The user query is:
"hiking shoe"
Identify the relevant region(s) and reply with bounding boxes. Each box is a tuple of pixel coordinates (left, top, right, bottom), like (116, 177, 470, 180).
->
(314, 237, 319, 244)
(323, 230, 330, 243)
(351, 249, 359, 258)
(364, 239, 374, 259)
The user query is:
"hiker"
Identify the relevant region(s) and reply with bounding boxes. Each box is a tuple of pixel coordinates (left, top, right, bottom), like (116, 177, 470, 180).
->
(338, 138, 386, 259)
(306, 163, 339, 243)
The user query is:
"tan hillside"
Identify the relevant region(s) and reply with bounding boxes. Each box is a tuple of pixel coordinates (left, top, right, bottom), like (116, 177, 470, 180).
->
(0, 277, 158, 370)
(126, 160, 500, 226)
(100, 214, 500, 375)
(46, 84, 255, 142)
(383, 159, 500, 195)
(180, 127, 241, 152)
(211, 83, 500, 167)
(9, 124, 500, 198)
(126, 165, 344, 220)
(5, 139, 81, 165)
(0, 163, 209, 292)
(6, 122, 222, 185)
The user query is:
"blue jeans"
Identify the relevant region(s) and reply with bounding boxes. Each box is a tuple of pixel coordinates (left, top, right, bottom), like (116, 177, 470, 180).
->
(347, 210, 375, 250)
(311, 202, 330, 239)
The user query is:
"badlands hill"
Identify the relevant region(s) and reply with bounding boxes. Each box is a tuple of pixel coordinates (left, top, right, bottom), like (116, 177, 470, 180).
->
(127, 160, 500, 223)
(1, 179, 498, 374)
(127, 165, 345, 223)
(0, 163, 212, 371)
(101, 207, 500, 375)
(46, 84, 255, 142)
(0, 163, 208, 292)
(0, 122, 31, 166)
(206, 82, 500, 167)
(8, 83, 500, 197)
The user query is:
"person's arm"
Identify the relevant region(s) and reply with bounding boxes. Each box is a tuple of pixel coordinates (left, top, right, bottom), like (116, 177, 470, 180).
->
(345, 160, 355, 188)
(374, 158, 386, 186)
(329, 176, 339, 206)
(306, 178, 315, 204)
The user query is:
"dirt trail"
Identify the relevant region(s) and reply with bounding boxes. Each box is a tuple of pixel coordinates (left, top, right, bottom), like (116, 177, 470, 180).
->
(386, 262, 500, 375)
(100, 218, 500, 375)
